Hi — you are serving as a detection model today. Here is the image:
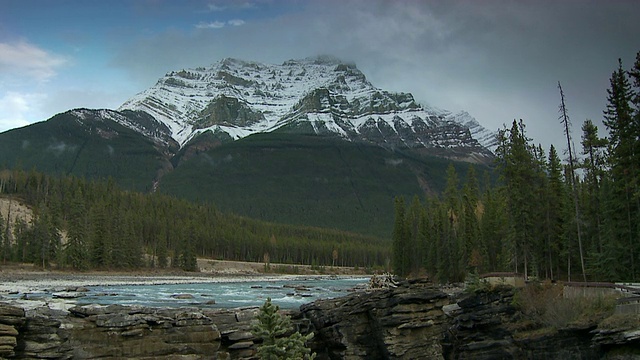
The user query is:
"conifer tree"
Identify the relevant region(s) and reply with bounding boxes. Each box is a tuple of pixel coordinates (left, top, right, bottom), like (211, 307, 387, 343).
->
(423, 197, 439, 277)
(392, 196, 410, 276)
(251, 298, 315, 360)
(496, 120, 537, 279)
(443, 164, 464, 282)
(580, 120, 608, 266)
(157, 235, 168, 268)
(65, 187, 89, 270)
(29, 207, 59, 269)
(545, 145, 565, 280)
(479, 172, 508, 272)
(407, 196, 424, 275)
(462, 165, 481, 272)
(89, 203, 111, 268)
(603, 58, 638, 280)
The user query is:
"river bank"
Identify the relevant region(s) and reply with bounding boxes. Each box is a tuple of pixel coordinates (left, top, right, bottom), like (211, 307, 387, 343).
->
(2, 280, 639, 359)
(0, 258, 368, 294)
(0, 261, 371, 315)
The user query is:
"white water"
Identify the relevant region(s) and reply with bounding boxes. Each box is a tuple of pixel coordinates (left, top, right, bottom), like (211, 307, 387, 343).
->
(4, 276, 369, 310)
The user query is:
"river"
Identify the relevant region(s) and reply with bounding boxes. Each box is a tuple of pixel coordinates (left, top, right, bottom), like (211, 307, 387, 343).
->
(2, 276, 370, 310)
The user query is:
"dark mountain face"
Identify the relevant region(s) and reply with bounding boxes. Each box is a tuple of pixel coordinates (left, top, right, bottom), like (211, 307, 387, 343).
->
(0, 109, 174, 193)
(0, 57, 497, 237)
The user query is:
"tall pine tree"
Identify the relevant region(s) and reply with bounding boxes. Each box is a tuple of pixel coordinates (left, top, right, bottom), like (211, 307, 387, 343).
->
(392, 197, 410, 277)
(603, 58, 639, 280)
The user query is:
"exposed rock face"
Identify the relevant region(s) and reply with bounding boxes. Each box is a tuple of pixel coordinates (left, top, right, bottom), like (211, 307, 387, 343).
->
(2, 283, 640, 359)
(0, 303, 24, 358)
(300, 279, 447, 359)
(1, 303, 265, 359)
(442, 286, 600, 359)
(197, 95, 266, 128)
(298, 282, 640, 360)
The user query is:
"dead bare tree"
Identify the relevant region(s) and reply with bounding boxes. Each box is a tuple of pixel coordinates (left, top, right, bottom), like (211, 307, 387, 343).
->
(558, 81, 586, 282)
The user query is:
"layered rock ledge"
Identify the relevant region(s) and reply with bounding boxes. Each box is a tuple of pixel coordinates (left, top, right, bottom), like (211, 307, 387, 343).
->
(1, 280, 639, 359)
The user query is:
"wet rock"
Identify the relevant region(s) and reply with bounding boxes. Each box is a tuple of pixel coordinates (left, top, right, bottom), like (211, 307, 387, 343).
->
(53, 292, 86, 299)
(171, 293, 195, 299)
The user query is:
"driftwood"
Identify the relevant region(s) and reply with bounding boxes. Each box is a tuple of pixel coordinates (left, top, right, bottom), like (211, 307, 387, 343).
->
(368, 273, 398, 289)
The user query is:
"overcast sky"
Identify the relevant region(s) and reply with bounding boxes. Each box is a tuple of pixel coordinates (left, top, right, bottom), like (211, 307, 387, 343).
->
(1, 0, 638, 153)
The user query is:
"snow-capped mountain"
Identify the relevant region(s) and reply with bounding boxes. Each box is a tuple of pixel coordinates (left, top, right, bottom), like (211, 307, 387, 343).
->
(0, 56, 499, 235)
(118, 56, 497, 161)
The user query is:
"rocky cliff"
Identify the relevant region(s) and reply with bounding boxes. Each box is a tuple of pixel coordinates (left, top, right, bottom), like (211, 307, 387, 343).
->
(1, 281, 639, 359)
(119, 56, 497, 160)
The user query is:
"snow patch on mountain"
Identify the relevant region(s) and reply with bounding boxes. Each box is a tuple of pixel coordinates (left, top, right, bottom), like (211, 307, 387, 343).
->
(118, 56, 497, 157)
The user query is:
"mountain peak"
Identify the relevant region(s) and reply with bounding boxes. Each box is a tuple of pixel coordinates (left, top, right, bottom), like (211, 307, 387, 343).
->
(118, 56, 497, 162)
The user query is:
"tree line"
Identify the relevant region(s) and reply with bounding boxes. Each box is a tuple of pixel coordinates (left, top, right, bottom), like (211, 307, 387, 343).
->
(393, 51, 640, 282)
(0, 171, 389, 271)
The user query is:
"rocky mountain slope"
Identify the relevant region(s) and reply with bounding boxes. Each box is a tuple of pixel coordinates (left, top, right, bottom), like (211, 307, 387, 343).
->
(0, 56, 499, 237)
(118, 56, 497, 162)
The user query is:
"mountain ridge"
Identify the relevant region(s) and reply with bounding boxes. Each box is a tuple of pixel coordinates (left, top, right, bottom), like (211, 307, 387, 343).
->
(0, 56, 499, 237)
(117, 56, 498, 162)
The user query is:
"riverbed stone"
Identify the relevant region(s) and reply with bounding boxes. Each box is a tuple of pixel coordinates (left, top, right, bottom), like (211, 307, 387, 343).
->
(171, 293, 195, 299)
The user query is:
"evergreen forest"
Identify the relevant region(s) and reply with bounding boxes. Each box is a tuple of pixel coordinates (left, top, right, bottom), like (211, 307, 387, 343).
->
(392, 52, 640, 283)
(0, 171, 388, 271)
(2, 52, 638, 282)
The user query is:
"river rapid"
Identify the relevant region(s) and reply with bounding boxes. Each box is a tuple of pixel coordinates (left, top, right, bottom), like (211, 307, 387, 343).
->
(0, 275, 370, 310)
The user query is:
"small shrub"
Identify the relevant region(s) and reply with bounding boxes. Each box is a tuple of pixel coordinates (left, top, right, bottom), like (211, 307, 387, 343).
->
(465, 271, 491, 293)
(599, 314, 640, 330)
(513, 283, 616, 329)
(273, 265, 299, 274)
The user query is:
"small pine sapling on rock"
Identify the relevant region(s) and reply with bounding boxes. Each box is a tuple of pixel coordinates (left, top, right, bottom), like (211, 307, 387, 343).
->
(251, 298, 316, 360)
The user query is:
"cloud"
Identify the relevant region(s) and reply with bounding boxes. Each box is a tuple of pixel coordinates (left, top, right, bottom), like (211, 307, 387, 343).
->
(195, 19, 246, 29)
(0, 85, 127, 133)
(206, 1, 258, 12)
(228, 19, 245, 26)
(0, 41, 68, 82)
(195, 21, 226, 29)
(111, 0, 639, 150)
(0, 92, 46, 132)
(207, 3, 227, 12)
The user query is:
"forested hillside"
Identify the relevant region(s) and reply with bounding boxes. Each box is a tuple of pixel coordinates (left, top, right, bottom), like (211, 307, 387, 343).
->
(160, 132, 486, 238)
(392, 52, 640, 282)
(0, 170, 388, 271)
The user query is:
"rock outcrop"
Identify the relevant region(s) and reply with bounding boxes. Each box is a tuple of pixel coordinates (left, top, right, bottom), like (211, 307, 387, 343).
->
(300, 278, 447, 359)
(0, 304, 24, 358)
(298, 281, 640, 359)
(0, 303, 267, 359)
(2, 281, 640, 359)
(442, 286, 600, 359)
